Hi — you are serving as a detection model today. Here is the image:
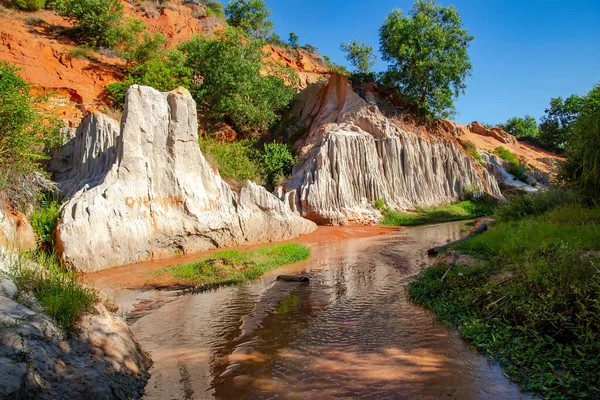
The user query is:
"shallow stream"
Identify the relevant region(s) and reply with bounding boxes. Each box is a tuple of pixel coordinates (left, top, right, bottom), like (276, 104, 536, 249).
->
(89, 222, 527, 399)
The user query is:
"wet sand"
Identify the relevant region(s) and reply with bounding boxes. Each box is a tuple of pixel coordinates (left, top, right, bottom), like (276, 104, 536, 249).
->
(89, 223, 528, 399)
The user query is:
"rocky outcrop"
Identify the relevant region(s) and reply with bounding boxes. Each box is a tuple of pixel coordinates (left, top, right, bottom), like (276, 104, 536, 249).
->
(0, 205, 36, 252)
(56, 86, 316, 272)
(467, 121, 517, 145)
(0, 251, 151, 399)
(279, 74, 503, 225)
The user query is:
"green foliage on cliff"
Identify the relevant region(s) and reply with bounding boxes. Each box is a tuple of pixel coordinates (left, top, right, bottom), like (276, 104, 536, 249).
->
(539, 94, 584, 150)
(181, 28, 296, 135)
(0, 62, 61, 208)
(199, 137, 265, 184)
(379, 0, 473, 118)
(52, 0, 125, 47)
(12, 0, 45, 11)
(261, 142, 296, 189)
(150, 243, 311, 290)
(494, 146, 520, 166)
(409, 203, 600, 398)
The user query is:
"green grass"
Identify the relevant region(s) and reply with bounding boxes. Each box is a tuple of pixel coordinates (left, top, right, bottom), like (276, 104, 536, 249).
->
(495, 146, 520, 166)
(5, 252, 97, 335)
(30, 197, 61, 252)
(150, 243, 311, 290)
(408, 204, 600, 399)
(379, 200, 495, 226)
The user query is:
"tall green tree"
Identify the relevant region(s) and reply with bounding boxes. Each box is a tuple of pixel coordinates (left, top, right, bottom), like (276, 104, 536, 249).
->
(539, 94, 584, 149)
(288, 31, 299, 48)
(498, 115, 539, 139)
(225, 0, 274, 40)
(180, 28, 296, 135)
(340, 40, 376, 74)
(379, 0, 473, 118)
(562, 85, 600, 197)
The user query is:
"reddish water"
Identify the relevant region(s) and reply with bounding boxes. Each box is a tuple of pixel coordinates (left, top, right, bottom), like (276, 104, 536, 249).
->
(90, 223, 528, 399)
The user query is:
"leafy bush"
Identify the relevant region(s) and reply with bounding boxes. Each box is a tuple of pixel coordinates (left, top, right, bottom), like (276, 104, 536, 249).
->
(6, 252, 97, 334)
(180, 28, 296, 135)
(562, 85, 600, 198)
(379, 0, 473, 118)
(204, 1, 224, 18)
(494, 186, 579, 221)
(539, 94, 583, 150)
(103, 82, 128, 109)
(261, 142, 296, 188)
(30, 197, 61, 252)
(494, 146, 519, 166)
(52, 0, 124, 47)
(12, 0, 45, 10)
(0, 62, 61, 208)
(199, 137, 264, 184)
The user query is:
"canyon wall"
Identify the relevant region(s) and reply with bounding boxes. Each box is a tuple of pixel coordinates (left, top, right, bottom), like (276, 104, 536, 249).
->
(56, 86, 316, 272)
(279, 75, 504, 225)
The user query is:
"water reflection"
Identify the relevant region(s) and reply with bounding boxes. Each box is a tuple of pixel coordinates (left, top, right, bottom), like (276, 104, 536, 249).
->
(123, 222, 527, 399)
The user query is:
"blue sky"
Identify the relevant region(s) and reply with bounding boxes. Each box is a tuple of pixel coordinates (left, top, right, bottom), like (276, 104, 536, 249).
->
(219, 0, 600, 124)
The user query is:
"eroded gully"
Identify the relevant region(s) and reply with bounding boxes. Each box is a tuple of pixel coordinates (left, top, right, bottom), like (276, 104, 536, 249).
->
(87, 222, 528, 399)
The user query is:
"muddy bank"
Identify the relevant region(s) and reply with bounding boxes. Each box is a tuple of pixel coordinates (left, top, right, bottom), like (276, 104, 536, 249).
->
(90, 224, 528, 399)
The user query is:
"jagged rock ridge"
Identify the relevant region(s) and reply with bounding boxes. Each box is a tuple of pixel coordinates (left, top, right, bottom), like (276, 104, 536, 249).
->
(56, 86, 316, 272)
(279, 74, 503, 225)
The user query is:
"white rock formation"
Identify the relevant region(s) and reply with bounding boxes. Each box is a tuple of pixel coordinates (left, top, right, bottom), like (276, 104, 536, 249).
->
(280, 74, 503, 225)
(56, 86, 316, 272)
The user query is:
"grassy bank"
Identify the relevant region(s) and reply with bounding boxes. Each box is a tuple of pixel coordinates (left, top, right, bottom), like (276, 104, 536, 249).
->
(4, 252, 97, 334)
(408, 203, 600, 398)
(379, 200, 495, 226)
(150, 243, 311, 290)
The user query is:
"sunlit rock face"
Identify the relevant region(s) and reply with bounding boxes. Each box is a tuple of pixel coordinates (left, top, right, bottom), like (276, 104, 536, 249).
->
(56, 86, 316, 272)
(279, 74, 503, 225)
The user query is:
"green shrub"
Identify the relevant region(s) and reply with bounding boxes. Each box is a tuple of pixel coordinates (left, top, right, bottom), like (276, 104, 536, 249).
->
(199, 137, 264, 184)
(6, 252, 97, 334)
(494, 186, 579, 221)
(0, 62, 61, 208)
(205, 1, 224, 18)
(103, 82, 128, 109)
(30, 197, 61, 252)
(494, 146, 519, 166)
(68, 45, 96, 60)
(459, 140, 482, 163)
(12, 0, 45, 10)
(562, 85, 600, 198)
(261, 142, 296, 188)
(52, 0, 124, 47)
(180, 28, 296, 135)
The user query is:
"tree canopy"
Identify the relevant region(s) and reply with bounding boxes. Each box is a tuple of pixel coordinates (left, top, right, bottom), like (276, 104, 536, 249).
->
(379, 0, 473, 118)
(180, 28, 296, 135)
(225, 0, 274, 40)
(539, 95, 584, 150)
(288, 31, 299, 48)
(340, 40, 376, 75)
(498, 115, 539, 139)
